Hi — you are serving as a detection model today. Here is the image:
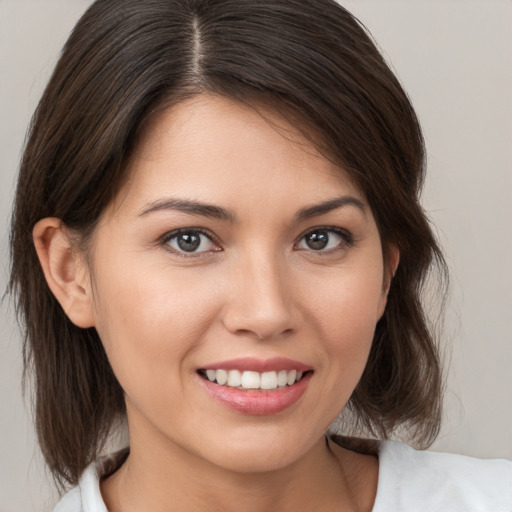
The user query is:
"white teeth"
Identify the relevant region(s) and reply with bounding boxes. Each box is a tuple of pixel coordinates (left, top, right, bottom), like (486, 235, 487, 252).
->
(203, 369, 307, 390)
(241, 371, 260, 389)
(260, 371, 277, 390)
(216, 369, 228, 385)
(277, 370, 288, 387)
(227, 370, 242, 387)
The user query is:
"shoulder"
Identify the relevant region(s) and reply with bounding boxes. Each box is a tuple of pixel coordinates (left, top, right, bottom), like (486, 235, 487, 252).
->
(52, 463, 107, 512)
(52, 449, 128, 512)
(52, 485, 83, 512)
(373, 440, 512, 512)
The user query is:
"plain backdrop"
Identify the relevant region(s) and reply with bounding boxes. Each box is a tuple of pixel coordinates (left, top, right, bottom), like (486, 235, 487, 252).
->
(1, 1, 511, 511)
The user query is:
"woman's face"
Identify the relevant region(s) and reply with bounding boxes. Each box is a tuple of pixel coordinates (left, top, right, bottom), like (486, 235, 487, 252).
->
(83, 94, 392, 472)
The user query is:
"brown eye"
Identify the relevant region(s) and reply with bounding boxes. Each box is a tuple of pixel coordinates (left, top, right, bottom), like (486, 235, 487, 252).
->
(296, 228, 352, 252)
(164, 229, 219, 254)
(176, 232, 201, 252)
(304, 231, 330, 250)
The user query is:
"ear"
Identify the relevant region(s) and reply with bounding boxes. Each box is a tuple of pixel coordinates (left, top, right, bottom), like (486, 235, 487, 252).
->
(33, 218, 95, 328)
(378, 244, 400, 318)
(384, 243, 400, 293)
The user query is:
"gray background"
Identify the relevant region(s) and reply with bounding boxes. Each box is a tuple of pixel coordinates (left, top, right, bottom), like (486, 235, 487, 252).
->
(1, 1, 511, 510)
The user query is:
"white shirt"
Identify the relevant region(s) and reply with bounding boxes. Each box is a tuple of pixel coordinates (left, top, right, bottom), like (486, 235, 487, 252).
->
(53, 440, 512, 511)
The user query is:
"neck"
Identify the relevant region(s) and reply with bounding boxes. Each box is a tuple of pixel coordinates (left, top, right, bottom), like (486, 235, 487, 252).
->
(101, 434, 371, 512)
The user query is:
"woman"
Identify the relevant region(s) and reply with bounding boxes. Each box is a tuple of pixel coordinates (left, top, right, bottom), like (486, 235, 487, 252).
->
(9, 0, 511, 510)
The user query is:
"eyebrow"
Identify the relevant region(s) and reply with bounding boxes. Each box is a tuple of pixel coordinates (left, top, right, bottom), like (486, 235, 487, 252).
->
(138, 195, 366, 222)
(294, 196, 366, 222)
(138, 198, 236, 222)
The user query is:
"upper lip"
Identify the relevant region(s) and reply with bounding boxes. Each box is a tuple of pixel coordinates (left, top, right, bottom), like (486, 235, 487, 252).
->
(199, 357, 312, 373)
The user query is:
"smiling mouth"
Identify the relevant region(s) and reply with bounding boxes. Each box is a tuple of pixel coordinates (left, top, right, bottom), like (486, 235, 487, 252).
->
(197, 369, 310, 391)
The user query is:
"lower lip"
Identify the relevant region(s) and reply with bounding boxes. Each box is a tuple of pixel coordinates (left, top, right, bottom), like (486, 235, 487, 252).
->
(199, 372, 312, 416)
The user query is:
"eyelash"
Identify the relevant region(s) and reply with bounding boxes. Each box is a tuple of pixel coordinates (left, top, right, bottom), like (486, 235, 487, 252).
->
(296, 226, 354, 254)
(160, 228, 221, 258)
(160, 226, 354, 257)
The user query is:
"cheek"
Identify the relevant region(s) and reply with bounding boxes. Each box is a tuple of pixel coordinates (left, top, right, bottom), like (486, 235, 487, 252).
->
(90, 262, 224, 395)
(308, 263, 385, 369)
(314, 262, 384, 324)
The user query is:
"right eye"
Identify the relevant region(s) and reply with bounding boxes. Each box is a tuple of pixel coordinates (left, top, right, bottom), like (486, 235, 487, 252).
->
(295, 227, 353, 253)
(162, 229, 220, 255)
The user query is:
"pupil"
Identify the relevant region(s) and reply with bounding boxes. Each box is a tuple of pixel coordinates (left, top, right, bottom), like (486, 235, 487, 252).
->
(307, 231, 329, 250)
(177, 232, 201, 252)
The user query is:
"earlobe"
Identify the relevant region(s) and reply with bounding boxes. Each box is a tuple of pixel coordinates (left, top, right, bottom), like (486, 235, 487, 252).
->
(386, 244, 400, 291)
(33, 218, 95, 328)
(378, 244, 400, 318)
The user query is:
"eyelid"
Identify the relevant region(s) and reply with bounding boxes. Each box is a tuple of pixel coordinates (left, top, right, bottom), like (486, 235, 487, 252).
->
(158, 225, 354, 257)
(160, 227, 222, 256)
(294, 226, 355, 251)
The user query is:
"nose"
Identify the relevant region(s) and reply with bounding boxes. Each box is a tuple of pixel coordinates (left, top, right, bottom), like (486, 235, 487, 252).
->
(221, 251, 297, 341)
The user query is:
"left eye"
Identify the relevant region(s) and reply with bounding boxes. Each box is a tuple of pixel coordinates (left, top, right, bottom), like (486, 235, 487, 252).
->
(296, 229, 349, 251)
(164, 230, 218, 254)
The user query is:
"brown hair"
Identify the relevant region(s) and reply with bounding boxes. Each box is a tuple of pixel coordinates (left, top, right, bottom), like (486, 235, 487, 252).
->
(9, 0, 447, 488)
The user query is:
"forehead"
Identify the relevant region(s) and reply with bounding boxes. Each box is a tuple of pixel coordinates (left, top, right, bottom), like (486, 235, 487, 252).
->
(112, 94, 365, 218)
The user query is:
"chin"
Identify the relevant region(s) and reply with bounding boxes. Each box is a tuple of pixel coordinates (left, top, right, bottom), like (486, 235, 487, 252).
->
(193, 426, 321, 474)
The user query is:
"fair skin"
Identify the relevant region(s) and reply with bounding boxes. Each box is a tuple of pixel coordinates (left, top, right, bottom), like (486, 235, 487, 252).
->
(34, 94, 398, 511)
